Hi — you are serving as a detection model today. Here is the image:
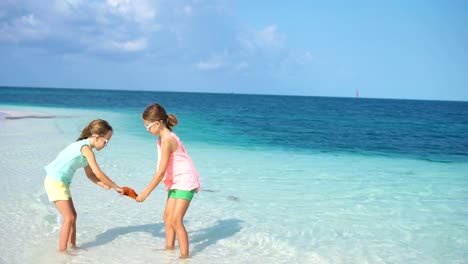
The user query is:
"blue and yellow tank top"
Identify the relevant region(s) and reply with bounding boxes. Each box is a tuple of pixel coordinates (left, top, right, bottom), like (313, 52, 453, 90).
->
(44, 139, 91, 186)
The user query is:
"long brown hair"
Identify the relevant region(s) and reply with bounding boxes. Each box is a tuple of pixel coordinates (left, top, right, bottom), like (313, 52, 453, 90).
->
(77, 119, 113, 141)
(142, 103, 178, 131)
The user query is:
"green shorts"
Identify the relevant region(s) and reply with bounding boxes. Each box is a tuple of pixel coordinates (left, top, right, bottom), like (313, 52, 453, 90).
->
(168, 189, 196, 201)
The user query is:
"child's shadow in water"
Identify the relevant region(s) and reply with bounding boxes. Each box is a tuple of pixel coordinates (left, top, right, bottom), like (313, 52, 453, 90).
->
(190, 218, 243, 256)
(80, 223, 165, 248)
(80, 218, 242, 253)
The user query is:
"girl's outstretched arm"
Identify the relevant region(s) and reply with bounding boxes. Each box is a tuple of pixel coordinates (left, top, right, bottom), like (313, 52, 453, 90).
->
(84, 166, 111, 190)
(136, 136, 177, 202)
(81, 145, 124, 194)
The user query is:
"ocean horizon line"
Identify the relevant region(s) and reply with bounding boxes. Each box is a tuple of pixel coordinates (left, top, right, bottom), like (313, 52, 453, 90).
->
(1, 85, 466, 103)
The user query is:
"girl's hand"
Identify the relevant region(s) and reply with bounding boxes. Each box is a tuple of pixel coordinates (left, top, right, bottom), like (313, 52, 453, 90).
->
(114, 186, 124, 195)
(97, 181, 111, 190)
(136, 191, 149, 202)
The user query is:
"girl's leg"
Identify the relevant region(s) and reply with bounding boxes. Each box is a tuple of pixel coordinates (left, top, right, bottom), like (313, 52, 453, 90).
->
(54, 199, 77, 251)
(171, 198, 191, 258)
(68, 199, 77, 247)
(164, 198, 176, 250)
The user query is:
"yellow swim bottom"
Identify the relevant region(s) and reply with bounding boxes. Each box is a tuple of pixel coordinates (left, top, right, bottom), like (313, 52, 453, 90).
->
(44, 177, 72, 202)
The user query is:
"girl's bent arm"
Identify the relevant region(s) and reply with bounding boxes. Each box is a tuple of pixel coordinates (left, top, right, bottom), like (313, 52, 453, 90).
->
(81, 145, 123, 193)
(84, 166, 110, 189)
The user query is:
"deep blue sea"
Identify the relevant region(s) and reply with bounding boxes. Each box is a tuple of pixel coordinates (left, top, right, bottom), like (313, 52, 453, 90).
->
(1, 86, 467, 162)
(0, 86, 467, 264)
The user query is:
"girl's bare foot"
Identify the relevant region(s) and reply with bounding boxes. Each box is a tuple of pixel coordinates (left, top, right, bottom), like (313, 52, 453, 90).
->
(70, 245, 88, 251)
(58, 250, 78, 256)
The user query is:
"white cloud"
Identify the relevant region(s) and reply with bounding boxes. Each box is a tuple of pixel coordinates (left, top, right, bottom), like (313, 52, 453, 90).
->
(0, 0, 160, 55)
(195, 53, 250, 72)
(0, 0, 302, 77)
(195, 50, 229, 71)
(52, 0, 84, 14)
(256, 25, 283, 49)
(106, 0, 156, 24)
(110, 38, 147, 52)
(195, 54, 224, 70)
(194, 49, 250, 71)
(238, 25, 285, 53)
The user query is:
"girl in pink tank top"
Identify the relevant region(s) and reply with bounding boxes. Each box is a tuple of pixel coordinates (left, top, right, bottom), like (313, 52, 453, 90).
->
(136, 103, 201, 259)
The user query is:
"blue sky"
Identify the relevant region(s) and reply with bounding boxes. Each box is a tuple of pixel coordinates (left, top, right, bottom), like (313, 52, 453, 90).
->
(0, 0, 467, 101)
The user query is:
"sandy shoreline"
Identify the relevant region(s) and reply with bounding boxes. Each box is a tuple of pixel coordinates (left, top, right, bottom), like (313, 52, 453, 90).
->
(0, 109, 55, 119)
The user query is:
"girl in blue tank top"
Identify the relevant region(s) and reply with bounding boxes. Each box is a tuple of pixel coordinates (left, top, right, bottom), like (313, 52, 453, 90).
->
(43, 119, 124, 252)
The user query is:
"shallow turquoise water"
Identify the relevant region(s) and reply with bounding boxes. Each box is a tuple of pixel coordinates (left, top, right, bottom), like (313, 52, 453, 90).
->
(0, 87, 467, 263)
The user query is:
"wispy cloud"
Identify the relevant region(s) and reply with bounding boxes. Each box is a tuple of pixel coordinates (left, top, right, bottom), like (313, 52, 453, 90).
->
(0, 14, 49, 43)
(195, 60, 222, 70)
(238, 25, 285, 52)
(0, 0, 311, 84)
(195, 54, 224, 70)
(255, 25, 284, 50)
(110, 38, 148, 52)
(0, 0, 158, 54)
(106, 0, 157, 24)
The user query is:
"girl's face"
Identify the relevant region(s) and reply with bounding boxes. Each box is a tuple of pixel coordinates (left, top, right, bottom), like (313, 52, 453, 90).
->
(143, 119, 161, 136)
(95, 130, 112, 151)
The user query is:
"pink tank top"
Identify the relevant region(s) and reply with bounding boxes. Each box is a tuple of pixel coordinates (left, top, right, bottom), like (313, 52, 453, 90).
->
(157, 132, 201, 192)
